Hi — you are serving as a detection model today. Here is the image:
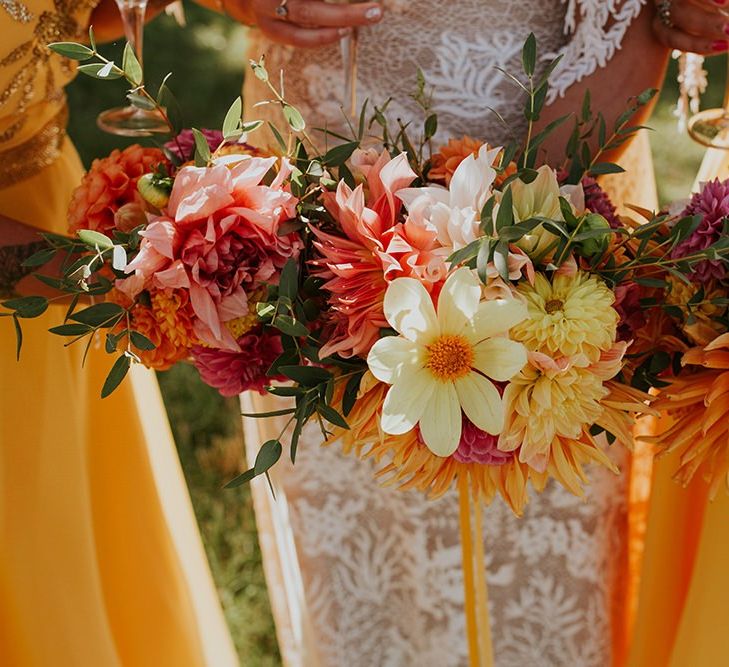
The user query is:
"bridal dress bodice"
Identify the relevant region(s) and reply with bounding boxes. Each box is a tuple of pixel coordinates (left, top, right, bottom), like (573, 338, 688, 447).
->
(242, 2, 647, 665)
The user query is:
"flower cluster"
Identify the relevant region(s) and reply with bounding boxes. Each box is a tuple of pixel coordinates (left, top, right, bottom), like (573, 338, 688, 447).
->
(64, 132, 300, 393)
(634, 179, 729, 495)
(310, 142, 650, 513)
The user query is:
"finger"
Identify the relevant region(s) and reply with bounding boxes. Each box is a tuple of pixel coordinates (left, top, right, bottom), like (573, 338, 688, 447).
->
(652, 16, 728, 53)
(258, 16, 352, 48)
(254, 0, 383, 27)
(669, 1, 729, 39)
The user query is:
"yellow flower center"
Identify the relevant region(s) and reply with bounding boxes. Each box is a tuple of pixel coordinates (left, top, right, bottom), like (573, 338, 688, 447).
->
(425, 335, 474, 382)
(545, 299, 564, 314)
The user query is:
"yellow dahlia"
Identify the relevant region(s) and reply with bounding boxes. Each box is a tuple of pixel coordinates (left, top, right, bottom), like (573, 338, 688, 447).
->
(500, 360, 609, 470)
(512, 271, 618, 362)
(366, 267, 527, 456)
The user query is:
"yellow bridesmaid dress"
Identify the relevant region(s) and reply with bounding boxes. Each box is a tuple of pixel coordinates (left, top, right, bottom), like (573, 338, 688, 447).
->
(0, 2, 236, 665)
(628, 147, 729, 667)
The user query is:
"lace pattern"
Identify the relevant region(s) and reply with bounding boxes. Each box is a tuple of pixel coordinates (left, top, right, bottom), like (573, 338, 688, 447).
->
(242, 3, 646, 665)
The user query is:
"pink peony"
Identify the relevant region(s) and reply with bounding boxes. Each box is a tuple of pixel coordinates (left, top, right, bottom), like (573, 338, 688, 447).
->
(192, 326, 283, 396)
(164, 129, 224, 163)
(453, 415, 512, 465)
(123, 157, 301, 349)
(673, 179, 729, 283)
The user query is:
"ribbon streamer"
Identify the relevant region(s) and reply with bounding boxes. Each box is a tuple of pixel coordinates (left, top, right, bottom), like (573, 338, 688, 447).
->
(458, 475, 495, 667)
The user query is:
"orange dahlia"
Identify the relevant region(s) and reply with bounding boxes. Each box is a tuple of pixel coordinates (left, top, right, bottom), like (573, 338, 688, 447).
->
(429, 137, 516, 187)
(649, 332, 729, 497)
(68, 145, 168, 234)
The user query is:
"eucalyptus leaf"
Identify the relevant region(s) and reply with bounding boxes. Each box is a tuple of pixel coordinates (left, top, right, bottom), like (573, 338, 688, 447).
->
(101, 354, 131, 398)
(21, 247, 57, 268)
(130, 330, 156, 351)
(495, 186, 513, 231)
(122, 42, 143, 86)
(254, 439, 283, 475)
(70, 302, 124, 327)
(280, 365, 332, 386)
(77, 63, 123, 80)
(224, 467, 256, 488)
(78, 229, 114, 250)
(273, 314, 308, 337)
(49, 323, 91, 336)
(192, 127, 211, 166)
(323, 141, 359, 167)
(2, 295, 48, 318)
(127, 92, 156, 111)
(521, 33, 537, 77)
(222, 96, 243, 138)
(317, 403, 349, 430)
(48, 42, 93, 61)
(283, 104, 305, 132)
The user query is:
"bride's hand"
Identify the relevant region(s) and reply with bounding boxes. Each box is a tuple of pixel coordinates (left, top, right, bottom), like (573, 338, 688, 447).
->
(652, 0, 729, 54)
(245, 0, 384, 47)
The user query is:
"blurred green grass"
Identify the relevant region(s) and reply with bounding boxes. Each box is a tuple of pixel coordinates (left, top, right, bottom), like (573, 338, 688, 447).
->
(64, 6, 727, 663)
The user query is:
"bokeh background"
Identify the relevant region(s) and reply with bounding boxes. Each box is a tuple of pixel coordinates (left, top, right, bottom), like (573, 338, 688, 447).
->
(65, 4, 726, 663)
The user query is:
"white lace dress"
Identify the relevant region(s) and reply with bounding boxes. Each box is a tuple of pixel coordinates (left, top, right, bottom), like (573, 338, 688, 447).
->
(241, 2, 647, 665)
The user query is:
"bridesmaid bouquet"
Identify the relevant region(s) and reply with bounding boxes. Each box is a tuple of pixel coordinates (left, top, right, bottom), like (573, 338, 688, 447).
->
(5, 34, 726, 514)
(626, 180, 729, 497)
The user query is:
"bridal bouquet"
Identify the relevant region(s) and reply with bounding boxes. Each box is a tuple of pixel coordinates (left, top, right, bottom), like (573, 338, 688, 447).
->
(627, 180, 729, 497)
(8, 33, 724, 515)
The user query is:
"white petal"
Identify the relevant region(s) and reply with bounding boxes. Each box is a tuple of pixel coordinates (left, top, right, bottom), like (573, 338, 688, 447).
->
(381, 368, 434, 435)
(437, 267, 480, 335)
(419, 382, 462, 457)
(472, 338, 527, 381)
(455, 372, 504, 435)
(470, 298, 528, 342)
(367, 336, 420, 385)
(384, 277, 438, 342)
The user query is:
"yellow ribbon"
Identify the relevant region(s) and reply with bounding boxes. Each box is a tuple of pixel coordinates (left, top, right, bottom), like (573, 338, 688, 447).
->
(458, 475, 495, 667)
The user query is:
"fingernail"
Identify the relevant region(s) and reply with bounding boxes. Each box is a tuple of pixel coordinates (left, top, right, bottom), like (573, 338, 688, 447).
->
(338, 27, 352, 36)
(365, 6, 382, 20)
(713, 39, 729, 51)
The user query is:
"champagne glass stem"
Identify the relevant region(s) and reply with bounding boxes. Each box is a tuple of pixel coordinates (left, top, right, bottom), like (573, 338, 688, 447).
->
(119, 0, 148, 69)
(341, 28, 359, 117)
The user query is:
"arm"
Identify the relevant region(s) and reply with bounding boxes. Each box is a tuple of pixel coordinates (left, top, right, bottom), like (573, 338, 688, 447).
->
(537, 5, 671, 164)
(0, 216, 50, 298)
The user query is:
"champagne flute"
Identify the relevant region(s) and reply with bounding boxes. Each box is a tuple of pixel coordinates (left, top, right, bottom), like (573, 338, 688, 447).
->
(687, 55, 729, 149)
(97, 0, 169, 136)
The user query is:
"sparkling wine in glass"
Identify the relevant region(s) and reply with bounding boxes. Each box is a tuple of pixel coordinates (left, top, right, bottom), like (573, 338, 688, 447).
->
(340, 27, 358, 117)
(96, 0, 169, 136)
(688, 56, 729, 149)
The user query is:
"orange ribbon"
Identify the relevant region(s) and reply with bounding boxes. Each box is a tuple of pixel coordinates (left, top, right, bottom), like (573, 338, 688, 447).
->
(458, 475, 494, 667)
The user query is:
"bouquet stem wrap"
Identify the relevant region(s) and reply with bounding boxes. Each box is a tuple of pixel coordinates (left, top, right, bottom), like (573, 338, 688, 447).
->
(458, 475, 494, 667)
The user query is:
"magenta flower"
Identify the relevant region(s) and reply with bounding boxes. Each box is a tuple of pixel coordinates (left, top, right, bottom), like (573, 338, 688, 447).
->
(613, 281, 646, 342)
(582, 176, 620, 229)
(164, 129, 224, 163)
(452, 415, 512, 466)
(192, 326, 284, 396)
(673, 179, 729, 283)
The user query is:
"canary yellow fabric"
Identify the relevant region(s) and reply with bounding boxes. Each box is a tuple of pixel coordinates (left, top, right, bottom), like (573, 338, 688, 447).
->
(0, 3, 237, 665)
(627, 147, 729, 666)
